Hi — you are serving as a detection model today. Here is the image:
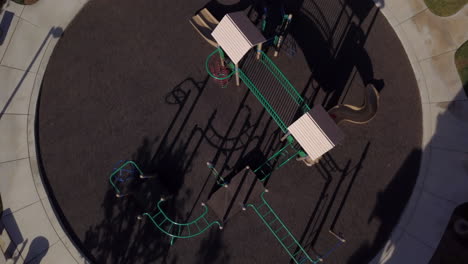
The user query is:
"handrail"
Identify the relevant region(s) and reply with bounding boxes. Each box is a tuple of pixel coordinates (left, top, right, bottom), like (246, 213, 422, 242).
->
(259, 51, 310, 112)
(109, 160, 144, 195)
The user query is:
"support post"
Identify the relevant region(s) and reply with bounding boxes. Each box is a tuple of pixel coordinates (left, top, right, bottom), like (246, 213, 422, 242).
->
(218, 46, 225, 67)
(256, 43, 263, 60)
(296, 154, 320, 167)
(235, 63, 240, 86)
(280, 131, 291, 142)
(274, 14, 293, 57)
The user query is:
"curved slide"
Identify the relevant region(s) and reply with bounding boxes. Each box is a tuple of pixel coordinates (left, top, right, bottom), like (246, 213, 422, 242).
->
(190, 8, 219, 48)
(328, 84, 380, 125)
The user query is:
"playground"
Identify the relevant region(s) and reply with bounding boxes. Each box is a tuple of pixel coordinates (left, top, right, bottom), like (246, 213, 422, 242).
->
(36, 0, 423, 263)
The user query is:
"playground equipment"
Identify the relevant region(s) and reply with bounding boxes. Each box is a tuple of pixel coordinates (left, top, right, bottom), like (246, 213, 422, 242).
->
(328, 84, 379, 124)
(109, 160, 147, 197)
(257, 3, 292, 58)
(245, 190, 346, 263)
(207, 49, 231, 88)
(253, 135, 304, 181)
(208, 12, 344, 178)
(109, 160, 224, 245)
(141, 198, 223, 245)
(245, 190, 322, 263)
(273, 14, 293, 57)
(206, 161, 228, 186)
(189, 8, 219, 48)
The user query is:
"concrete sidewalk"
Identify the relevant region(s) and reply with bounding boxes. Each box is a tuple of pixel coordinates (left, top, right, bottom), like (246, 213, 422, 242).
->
(0, 0, 466, 263)
(371, 0, 468, 263)
(0, 1, 90, 263)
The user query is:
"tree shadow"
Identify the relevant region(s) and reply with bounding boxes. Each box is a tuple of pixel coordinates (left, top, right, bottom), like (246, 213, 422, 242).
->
(80, 77, 211, 264)
(195, 227, 230, 264)
(346, 149, 422, 264)
(430, 203, 468, 263)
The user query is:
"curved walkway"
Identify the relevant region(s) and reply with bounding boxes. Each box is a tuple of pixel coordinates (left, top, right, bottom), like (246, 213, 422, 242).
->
(0, 1, 90, 263)
(371, 0, 468, 263)
(0, 0, 465, 263)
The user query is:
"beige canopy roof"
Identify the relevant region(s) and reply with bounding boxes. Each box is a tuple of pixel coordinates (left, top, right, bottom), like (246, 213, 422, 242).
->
(211, 11, 266, 64)
(288, 105, 345, 160)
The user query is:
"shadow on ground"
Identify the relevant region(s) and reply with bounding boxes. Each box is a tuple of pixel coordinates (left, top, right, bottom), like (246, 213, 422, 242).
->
(34, 0, 427, 263)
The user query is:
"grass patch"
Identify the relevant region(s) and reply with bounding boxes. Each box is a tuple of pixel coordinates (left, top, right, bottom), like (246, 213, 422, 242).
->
(455, 41, 468, 96)
(424, 0, 468, 16)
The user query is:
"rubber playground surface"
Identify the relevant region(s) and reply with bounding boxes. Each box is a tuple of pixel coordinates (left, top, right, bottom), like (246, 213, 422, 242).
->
(37, 0, 422, 263)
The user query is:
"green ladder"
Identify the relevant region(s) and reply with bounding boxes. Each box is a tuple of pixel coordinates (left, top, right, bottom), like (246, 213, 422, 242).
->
(246, 191, 322, 264)
(142, 199, 223, 245)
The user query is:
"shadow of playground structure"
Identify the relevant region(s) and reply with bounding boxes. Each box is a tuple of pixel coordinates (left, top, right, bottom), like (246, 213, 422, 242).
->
(284, 0, 385, 109)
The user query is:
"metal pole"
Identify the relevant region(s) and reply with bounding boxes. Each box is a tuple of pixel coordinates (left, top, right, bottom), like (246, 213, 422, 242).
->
(256, 43, 263, 60)
(274, 14, 293, 57)
(235, 63, 240, 86)
(218, 46, 225, 67)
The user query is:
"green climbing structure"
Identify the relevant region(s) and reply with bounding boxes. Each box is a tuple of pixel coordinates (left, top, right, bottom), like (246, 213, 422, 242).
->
(109, 160, 144, 196)
(246, 191, 322, 264)
(142, 199, 223, 245)
(254, 135, 306, 181)
(205, 48, 310, 180)
(206, 48, 310, 133)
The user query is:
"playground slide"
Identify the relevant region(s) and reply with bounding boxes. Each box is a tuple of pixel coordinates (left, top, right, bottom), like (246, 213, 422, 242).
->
(189, 9, 219, 48)
(328, 84, 380, 125)
(199, 8, 219, 29)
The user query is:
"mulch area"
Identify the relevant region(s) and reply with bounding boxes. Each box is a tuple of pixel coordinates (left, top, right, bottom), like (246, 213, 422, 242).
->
(37, 0, 422, 263)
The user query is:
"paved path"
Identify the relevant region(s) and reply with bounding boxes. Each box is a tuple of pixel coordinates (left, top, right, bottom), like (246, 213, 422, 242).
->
(0, 0, 466, 263)
(0, 1, 91, 263)
(371, 0, 468, 263)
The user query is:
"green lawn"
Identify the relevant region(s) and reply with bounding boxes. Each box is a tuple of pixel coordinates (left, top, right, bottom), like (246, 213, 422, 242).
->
(424, 0, 468, 16)
(455, 41, 468, 95)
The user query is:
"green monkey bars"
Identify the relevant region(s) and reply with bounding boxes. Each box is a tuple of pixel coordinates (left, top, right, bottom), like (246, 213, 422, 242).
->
(246, 191, 322, 264)
(142, 199, 223, 245)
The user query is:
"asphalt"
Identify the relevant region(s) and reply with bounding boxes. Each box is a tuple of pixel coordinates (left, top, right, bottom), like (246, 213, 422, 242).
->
(36, 0, 422, 263)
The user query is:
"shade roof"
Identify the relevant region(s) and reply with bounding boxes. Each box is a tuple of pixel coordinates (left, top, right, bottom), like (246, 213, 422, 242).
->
(211, 12, 266, 64)
(288, 105, 345, 160)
